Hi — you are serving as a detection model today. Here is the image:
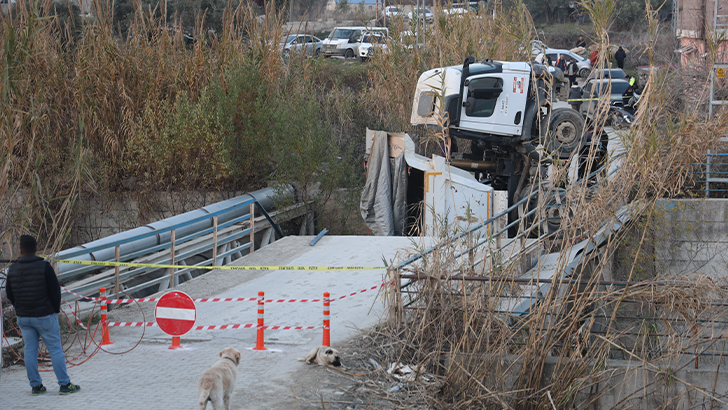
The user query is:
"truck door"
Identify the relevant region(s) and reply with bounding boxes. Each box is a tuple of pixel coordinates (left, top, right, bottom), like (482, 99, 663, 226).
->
(458, 73, 529, 138)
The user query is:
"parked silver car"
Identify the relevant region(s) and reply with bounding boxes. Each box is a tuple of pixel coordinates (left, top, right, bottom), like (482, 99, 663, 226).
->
(544, 48, 592, 78)
(281, 34, 322, 58)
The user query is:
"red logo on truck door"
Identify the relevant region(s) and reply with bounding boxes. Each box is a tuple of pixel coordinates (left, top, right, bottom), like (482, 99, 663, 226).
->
(518, 78, 524, 93)
(513, 77, 517, 92)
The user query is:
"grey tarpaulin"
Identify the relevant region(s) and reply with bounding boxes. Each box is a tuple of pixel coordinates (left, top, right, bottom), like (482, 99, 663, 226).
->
(360, 130, 408, 236)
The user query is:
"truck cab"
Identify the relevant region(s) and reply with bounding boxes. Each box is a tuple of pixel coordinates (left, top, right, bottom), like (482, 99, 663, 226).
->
(410, 57, 586, 236)
(411, 61, 531, 139)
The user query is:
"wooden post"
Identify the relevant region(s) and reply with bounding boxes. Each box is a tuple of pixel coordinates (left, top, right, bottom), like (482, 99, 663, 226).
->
(212, 216, 218, 266)
(114, 245, 120, 298)
(467, 230, 474, 272)
(520, 232, 527, 272)
(694, 322, 699, 369)
(388, 268, 403, 328)
(249, 203, 255, 254)
(168, 230, 176, 288)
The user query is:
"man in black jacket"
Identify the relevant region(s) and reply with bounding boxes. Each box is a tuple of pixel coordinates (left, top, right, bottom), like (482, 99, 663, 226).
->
(615, 46, 627, 69)
(6, 235, 81, 396)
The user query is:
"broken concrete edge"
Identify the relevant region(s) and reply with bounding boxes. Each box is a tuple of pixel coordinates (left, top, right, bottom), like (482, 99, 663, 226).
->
(445, 352, 728, 408)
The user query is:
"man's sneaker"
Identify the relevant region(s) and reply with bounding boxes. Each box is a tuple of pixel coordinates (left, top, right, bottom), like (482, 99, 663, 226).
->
(59, 382, 81, 395)
(31, 384, 47, 395)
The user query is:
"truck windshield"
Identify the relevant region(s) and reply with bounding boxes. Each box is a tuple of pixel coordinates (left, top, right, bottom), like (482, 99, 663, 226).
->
(330, 29, 357, 40)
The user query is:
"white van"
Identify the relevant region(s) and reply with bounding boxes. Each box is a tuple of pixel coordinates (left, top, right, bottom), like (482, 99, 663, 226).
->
(322, 26, 388, 58)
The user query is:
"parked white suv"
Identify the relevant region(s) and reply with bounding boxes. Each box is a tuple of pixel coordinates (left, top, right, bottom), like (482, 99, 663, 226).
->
(358, 33, 389, 62)
(443, 3, 475, 15)
(383, 6, 403, 18)
(407, 8, 434, 22)
(322, 26, 388, 59)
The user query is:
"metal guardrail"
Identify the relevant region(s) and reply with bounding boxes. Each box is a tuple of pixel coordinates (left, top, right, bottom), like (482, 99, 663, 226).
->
(387, 154, 623, 325)
(57, 200, 310, 302)
(705, 152, 728, 197)
(387, 188, 546, 323)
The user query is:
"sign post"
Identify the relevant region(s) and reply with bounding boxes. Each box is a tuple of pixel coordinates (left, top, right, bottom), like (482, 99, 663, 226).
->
(155, 291, 197, 349)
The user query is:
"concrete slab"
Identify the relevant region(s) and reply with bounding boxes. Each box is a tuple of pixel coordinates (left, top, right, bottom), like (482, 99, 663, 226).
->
(0, 235, 431, 410)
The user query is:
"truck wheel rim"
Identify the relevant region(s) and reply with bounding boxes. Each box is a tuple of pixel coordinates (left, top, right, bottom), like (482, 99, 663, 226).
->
(555, 122, 577, 144)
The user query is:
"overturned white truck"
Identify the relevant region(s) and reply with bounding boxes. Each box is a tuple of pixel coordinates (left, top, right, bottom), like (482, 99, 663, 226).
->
(361, 57, 586, 237)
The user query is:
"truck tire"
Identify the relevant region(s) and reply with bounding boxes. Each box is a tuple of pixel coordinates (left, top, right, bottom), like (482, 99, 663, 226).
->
(543, 107, 585, 159)
(579, 67, 590, 78)
(345, 49, 354, 58)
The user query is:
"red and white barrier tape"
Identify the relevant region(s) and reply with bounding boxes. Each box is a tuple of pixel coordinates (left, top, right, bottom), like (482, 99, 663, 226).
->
(330, 283, 384, 302)
(107, 322, 157, 327)
(106, 322, 322, 331)
(106, 297, 160, 304)
(61, 286, 100, 302)
(62, 300, 88, 330)
(66, 282, 390, 305)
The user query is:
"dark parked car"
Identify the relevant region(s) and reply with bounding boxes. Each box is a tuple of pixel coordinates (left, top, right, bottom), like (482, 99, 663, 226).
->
(586, 68, 626, 82)
(580, 78, 633, 118)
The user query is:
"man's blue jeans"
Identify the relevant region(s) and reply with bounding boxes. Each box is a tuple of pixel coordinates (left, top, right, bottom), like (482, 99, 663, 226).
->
(17, 313, 70, 387)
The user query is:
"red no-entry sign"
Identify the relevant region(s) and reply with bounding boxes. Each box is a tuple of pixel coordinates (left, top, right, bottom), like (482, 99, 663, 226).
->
(155, 291, 197, 336)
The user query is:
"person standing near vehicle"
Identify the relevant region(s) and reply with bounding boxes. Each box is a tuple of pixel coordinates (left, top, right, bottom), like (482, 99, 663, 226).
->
(569, 84, 583, 112)
(556, 55, 566, 71)
(566, 59, 579, 88)
(575, 35, 586, 48)
(534, 52, 545, 65)
(589, 48, 599, 66)
(6, 235, 81, 396)
(625, 74, 637, 88)
(614, 46, 627, 69)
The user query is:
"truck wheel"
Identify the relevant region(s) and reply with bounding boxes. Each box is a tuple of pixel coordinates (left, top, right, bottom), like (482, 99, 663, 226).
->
(543, 108, 585, 159)
(579, 68, 590, 78)
(345, 49, 354, 58)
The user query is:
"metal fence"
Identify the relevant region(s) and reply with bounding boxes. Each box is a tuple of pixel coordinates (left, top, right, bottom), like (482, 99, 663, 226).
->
(54, 199, 310, 302)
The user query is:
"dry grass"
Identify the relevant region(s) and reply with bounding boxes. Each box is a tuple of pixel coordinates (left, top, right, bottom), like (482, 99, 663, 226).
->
(0, 0, 359, 253)
(373, 1, 728, 409)
(3, 0, 728, 407)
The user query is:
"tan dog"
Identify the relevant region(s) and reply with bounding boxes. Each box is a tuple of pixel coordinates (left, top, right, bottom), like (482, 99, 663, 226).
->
(198, 347, 241, 410)
(298, 346, 342, 367)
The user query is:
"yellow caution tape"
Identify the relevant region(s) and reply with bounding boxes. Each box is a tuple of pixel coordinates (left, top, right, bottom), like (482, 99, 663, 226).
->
(53, 258, 387, 271)
(566, 95, 629, 102)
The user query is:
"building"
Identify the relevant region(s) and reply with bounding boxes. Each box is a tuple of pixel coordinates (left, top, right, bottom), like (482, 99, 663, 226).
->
(675, 0, 728, 65)
(326, 0, 381, 13)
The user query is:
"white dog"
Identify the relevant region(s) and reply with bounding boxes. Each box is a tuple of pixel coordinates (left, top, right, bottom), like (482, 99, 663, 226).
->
(198, 347, 241, 410)
(298, 346, 342, 367)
